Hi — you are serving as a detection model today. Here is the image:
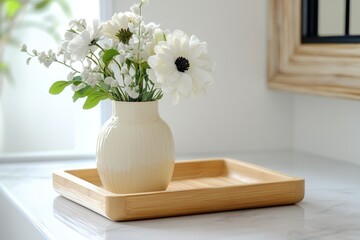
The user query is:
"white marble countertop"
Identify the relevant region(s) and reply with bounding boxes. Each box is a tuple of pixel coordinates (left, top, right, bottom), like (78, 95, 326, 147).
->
(0, 150, 359, 240)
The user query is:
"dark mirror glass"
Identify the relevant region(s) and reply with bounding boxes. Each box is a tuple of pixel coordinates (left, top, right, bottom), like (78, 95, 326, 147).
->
(302, 0, 360, 43)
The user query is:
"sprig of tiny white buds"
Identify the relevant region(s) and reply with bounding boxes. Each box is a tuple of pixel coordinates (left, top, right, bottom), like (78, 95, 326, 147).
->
(21, 44, 59, 68)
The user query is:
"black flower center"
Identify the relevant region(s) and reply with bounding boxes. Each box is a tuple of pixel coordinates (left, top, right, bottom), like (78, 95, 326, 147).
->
(116, 28, 133, 45)
(175, 57, 190, 72)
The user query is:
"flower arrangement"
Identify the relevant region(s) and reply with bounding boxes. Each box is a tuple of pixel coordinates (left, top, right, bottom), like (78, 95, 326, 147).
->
(21, 0, 214, 109)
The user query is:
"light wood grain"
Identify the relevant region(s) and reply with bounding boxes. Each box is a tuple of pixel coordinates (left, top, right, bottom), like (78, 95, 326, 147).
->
(53, 158, 304, 221)
(268, 0, 360, 99)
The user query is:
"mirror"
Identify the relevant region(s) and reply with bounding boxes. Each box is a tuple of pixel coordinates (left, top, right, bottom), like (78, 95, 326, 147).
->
(302, 0, 360, 43)
(268, 0, 360, 99)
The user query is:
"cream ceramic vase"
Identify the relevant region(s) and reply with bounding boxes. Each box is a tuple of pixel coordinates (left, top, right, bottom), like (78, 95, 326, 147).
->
(96, 101, 175, 194)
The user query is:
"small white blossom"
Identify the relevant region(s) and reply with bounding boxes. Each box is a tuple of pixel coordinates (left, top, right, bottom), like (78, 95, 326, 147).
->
(120, 67, 128, 74)
(81, 68, 90, 81)
(69, 18, 87, 32)
(129, 67, 135, 77)
(77, 83, 86, 91)
(71, 82, 86, 92)
(20, 44, 27, 52)
(125, 86, 139, 99)
(111, 81, 119, 88)
(86, 72, 101, 87)
(61, 31, 77, 51)
(71, 84, 76, 91)
(104, 76, 115, 85)
(103, 78, 118, 88)
(43, 59, 52, 68)
(124, 76, 132, 85)
(130, 4, 140, 15)
(109, 60, 122, 81)
(38, 52, 47, 64)
(67, 72, 76, 81)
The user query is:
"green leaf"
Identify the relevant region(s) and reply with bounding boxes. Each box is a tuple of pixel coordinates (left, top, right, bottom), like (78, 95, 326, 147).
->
(72, 85, 95, 102)
(98, 82, 110, 91)
(140, 61, 149, 69)
(102, 49, 119, 67)
(73, 76, 82, 81)
(141, 92, 152, 101)
(34, 0, 52, 10)
(0, 61, 15, 84)
(49, 81, 72, 95)
(0, 62, 7, 71)
(83, 91, 109, 109)
(49, 79, 81, 95)
(5, 0, 22, 18)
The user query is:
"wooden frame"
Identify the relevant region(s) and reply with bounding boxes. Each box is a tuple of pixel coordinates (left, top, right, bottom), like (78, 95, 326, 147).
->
(268, 0, 360, 99)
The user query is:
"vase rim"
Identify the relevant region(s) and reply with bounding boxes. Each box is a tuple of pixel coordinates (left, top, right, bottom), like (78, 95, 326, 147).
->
(112, 100, 158, 103)
(111, 100, 160, 121)
(111, 100, 159, 107)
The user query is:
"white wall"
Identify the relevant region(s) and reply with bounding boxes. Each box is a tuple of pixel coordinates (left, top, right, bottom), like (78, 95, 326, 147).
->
(294, 94, 360, 165)
(113, 0, 294, 154)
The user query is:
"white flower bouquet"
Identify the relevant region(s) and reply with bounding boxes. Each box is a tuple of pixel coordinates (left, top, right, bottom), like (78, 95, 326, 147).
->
(21, 0, 214, 109)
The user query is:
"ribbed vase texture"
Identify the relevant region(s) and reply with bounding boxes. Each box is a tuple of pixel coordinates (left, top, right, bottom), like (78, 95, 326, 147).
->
(96, 101, 175, 194)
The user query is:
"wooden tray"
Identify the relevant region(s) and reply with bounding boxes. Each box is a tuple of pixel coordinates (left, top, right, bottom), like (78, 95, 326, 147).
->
(53, 158, 304, 221)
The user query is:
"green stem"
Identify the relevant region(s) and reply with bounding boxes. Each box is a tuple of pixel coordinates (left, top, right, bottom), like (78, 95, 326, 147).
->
(94, 43, 105, 52)
(86, 56, 98, 66)
(54, 60, 80, 73)
(89, 50, 101, 66)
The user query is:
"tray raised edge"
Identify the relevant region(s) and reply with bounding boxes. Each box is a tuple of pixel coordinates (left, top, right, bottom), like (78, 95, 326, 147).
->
(53, 158, 305, 221)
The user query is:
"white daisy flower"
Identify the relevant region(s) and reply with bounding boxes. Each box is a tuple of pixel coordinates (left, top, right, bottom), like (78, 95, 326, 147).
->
(148, 30, 214, 104)
(102, 12, 138, 43)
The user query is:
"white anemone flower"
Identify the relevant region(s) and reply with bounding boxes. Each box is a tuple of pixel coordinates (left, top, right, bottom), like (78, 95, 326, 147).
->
(148, 30, 214, 104)
(102, 12, 137, 42)
(67, 19, 101, 61)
